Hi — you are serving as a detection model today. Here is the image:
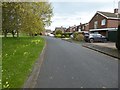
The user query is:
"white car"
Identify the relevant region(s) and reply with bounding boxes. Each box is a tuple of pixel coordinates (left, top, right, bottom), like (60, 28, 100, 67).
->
(48, 33, 54, 37)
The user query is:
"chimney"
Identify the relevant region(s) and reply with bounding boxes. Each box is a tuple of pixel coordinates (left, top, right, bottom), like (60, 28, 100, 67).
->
(114, 8, 118, 13)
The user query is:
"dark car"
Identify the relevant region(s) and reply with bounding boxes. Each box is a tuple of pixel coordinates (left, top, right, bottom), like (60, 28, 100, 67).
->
(88, 33, 107, 43)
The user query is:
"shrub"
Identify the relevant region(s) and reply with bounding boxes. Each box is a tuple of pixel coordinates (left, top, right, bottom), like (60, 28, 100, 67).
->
(73, 32, 84, 41)
(61, 33, 71, 38)
(66, 35, 70, 38)
(55, 30, 62, 35)
(55, 34, 61, 38)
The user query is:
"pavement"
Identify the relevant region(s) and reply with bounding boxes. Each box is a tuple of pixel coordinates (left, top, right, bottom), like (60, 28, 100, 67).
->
(82, 42, 120, 60)
(62, 38, 120, 59)
(34, 36, 118, 88)
(91, 42, 116, 49)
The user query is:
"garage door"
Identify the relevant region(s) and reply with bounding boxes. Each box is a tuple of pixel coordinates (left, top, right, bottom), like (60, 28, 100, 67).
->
(108, 31, 117, 42)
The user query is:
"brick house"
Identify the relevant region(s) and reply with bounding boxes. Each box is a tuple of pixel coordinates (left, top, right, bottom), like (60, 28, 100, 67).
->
(89, 9, 120, 42)
(44, 29, 52, 35)
(66, 25, 77, 33)
(79, 23, 89, 32)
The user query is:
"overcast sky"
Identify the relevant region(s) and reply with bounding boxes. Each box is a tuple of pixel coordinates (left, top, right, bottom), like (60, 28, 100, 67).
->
(46, 0, 119, 31)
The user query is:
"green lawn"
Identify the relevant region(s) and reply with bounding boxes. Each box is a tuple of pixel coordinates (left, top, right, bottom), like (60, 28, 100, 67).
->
(2, 36, 45, 88)
(0, 37, 2, 89)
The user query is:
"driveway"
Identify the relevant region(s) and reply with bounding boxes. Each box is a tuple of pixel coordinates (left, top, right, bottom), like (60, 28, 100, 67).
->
(35, 36, 118, 88)
(91, 42, 116, 49)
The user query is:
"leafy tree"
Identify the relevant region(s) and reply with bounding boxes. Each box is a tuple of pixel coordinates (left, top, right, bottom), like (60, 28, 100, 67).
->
(116, 25, 120, 50)
(2, 2, 22, 37)
(2, 2, 53, 37)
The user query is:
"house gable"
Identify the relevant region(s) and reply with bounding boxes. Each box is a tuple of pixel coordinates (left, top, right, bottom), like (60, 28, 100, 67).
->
(89, 12, 107, 24)
(89, 12, 107, 29)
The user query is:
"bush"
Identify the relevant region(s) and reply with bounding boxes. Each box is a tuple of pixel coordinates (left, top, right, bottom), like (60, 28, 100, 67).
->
(55, 34, 61, 38)
(61, 33, 71, 38)
(73, 32, 84, 41)
(55, 30, 62, 35)
(66, 35, 70, 38)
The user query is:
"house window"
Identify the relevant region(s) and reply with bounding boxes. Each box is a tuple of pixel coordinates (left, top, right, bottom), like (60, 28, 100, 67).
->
(82, 26, 84, 30)
(94, 21, 98, 29)
(101, 19, 106, 26)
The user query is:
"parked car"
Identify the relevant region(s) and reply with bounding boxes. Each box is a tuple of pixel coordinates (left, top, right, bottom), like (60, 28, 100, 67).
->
(47, 33, 54, 37)
(83, 32, 89, 42)
(88, 33, 107, 43)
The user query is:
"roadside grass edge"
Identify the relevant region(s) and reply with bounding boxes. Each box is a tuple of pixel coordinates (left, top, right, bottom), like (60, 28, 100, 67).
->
(23, 39, 47, 88)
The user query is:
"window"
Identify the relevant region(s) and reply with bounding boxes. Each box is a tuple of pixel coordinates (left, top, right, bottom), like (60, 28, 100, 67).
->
(79, 28, 81, 32)
(94, 21, 98, 29)
(82, 26, 84, 29)
(101, 19, 106, 25)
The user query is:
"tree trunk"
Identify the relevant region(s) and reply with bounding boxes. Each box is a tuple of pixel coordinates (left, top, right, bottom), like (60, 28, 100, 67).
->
(4, 33, 7, 37)
(16, 30, 19, 37)
(116, 25, 120, 50)
(4, 31, 7, 37)
(12, 31, 15, 38)
(12, 33, 15, 37)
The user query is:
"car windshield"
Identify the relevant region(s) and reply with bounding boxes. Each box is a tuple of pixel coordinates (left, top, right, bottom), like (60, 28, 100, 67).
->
(90, 34, 102, 37)
(97, 34, 102, 37)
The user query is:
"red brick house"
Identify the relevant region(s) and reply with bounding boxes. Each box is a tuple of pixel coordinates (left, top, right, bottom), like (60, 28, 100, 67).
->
(79, 23, 89, 32)
(65, 24, 89, 33)
(89, 9, 120, 41)
(44, 29, 52, 35)
(66, 25, 77, 33)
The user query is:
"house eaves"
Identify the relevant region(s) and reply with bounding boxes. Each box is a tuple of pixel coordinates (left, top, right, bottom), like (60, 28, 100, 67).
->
(89, 28, 117, 32)
(97, 11, 108, 19)
(97, 11, 120, 20)
(107, 17, 120, 20)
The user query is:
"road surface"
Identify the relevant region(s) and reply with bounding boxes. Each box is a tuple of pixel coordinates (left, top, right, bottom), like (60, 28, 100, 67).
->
(35, 36, 118, 88)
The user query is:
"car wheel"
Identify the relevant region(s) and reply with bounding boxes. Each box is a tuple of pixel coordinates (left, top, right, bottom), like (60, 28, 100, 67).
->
(103, 39, 107, 43)
(90, 39, 94, 43)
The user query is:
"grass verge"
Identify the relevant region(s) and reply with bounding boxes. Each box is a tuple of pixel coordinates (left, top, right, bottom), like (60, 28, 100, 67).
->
(0, 37, 2, 89)
(2, 36, 45, 88)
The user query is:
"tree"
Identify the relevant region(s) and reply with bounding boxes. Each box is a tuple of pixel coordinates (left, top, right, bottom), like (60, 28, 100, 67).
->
(2, 2, 22, 37)
(2, 2, 53, 37)
(116, 25, 120, 50)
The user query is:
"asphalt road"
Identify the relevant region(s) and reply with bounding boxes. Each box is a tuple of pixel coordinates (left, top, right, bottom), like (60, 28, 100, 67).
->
(35, 36, 118, 88)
